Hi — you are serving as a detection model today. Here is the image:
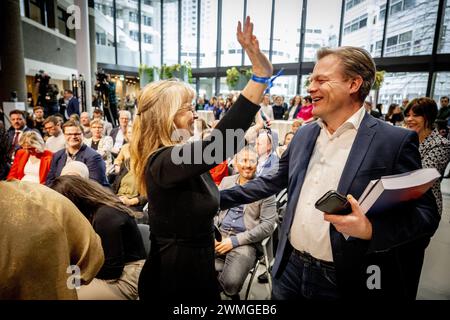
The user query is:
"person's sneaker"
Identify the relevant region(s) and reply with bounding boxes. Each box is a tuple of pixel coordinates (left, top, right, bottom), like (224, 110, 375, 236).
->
(258, 271, 269, 284)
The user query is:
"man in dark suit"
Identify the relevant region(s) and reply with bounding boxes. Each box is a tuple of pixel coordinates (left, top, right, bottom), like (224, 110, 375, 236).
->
(220, 46, 440, 299)
(45, 120, 109, 187)
(7, 109, 35, 160)
(64, 90, 80, 118)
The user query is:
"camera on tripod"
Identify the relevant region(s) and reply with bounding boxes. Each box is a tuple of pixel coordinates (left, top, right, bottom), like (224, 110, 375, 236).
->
(95, 69, 109, 94)
(34, 70, 58, 113)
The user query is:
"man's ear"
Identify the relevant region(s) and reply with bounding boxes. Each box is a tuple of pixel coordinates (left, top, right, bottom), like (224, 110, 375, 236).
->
(349, 76, 363, 95)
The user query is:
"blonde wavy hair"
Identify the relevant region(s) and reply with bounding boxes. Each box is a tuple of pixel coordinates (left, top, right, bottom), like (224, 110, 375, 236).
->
(19, 131, 45, 153)
(130, 80, 195, 196)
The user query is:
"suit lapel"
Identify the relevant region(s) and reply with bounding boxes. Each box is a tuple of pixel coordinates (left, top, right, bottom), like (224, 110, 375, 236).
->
(337, 113, 377, 195)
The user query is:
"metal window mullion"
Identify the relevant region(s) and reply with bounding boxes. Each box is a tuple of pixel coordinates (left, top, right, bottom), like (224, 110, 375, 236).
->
(296, 0, 307, 94)
(380, 0, 391, 58)
(215, 0, 222, 96)
(426, 0, 446, 97)
(269, 0, 275, 61)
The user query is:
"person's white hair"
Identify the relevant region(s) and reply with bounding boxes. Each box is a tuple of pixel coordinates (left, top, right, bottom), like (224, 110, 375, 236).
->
(60, 161, 89, 179)
(119, 110, 131, 119)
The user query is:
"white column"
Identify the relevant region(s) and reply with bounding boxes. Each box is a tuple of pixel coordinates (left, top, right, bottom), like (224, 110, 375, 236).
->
(74, 0, 92, 114)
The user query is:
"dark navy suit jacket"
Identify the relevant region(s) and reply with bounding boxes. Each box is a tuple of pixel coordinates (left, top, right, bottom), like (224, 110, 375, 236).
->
(220, 113, 440, 298)
(66, 97, 80, 117)
(45, 144, 109, 187)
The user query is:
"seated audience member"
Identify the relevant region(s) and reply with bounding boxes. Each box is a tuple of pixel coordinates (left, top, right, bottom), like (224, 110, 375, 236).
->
(276, 131, 294, 158)
(112, 126, 147, 213)
(364, 100, 381, 119)
(0, 128, 104, 299)
(80, 112, 92, 138)
(272, 96, 286, 120)
(284, 95, 302, 120)
(256, 130, 279, 176)
(110, 110, 131, 157)
(204, 96, 217, 111)
(296, 96, 314, 122)
(93, 108, 113, 136)
(32, 106, 46, 136)
(291, 119, 303, 134)
(7, 131, 53, 184)
(436, 96, 450, 122)
(260, 94, 274, 121)
(69, 113, 80, 123)
(244, 112, 271, 145)
(7, 109, 35, 159)
(61, 160, 90, 179)
(386, 103, 404, 126)
(50, 175, 147, 300)
(45, 120, 109, 186)
(405, 97, 450, 215)
(0, 181, 104, 299)
(43, 116, 66, 153)
(84, 119, 114, 174)
(113, 125, 132, 173)
(215, 146, 277, 298)
(435, 119, 449, 138)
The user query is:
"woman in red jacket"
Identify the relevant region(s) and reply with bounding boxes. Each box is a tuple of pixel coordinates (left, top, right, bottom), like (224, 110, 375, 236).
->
(7, 131, 53, 184)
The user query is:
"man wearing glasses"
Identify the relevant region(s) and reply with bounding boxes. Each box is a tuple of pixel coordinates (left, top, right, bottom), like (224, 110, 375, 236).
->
(43, 116, 65, 153)
(45, 120, 109, 186)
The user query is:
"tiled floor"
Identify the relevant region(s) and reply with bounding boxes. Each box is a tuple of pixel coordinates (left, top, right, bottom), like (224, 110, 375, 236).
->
(242, 178, 450, 300)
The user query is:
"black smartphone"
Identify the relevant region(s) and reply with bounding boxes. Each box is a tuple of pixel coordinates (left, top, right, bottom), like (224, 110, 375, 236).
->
(315, 190, 352, 215)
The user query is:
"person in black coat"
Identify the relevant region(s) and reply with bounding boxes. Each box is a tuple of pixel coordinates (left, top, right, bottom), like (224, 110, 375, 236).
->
(130, 16, 273, 302)
(50, 175, 146, 300)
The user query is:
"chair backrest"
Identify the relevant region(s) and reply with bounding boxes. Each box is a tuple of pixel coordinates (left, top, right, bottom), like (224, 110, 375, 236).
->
(137, 223, 150, 256)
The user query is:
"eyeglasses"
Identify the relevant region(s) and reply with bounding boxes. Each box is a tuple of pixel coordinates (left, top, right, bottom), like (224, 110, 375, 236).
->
(65, 133, 82, 136)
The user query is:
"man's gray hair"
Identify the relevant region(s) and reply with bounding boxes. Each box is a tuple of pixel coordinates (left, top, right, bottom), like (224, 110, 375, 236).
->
(316, 46, 376, 103)
(119, 110, 131, 119)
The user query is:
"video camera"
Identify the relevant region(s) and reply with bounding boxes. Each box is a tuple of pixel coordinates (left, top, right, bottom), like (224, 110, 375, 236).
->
(95, 69, 110, 94)
(34, 70, 58, 108)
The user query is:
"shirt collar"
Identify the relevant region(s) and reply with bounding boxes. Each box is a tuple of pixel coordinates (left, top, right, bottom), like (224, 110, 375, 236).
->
(317, 106, 366, 138)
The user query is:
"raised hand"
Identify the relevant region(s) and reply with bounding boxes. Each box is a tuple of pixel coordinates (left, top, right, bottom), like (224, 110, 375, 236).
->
(237, 16, 273, 78)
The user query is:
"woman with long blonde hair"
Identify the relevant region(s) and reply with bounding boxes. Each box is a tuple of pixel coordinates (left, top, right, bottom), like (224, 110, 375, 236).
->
(131, 17, 273, 301)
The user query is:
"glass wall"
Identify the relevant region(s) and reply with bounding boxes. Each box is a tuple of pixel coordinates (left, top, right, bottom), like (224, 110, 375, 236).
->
(438, 0, 450, 53)
(221, 0, 245, 67)
(384, 0, 439, 57)
(342, 0, 386, 58)
(199, 77, 216, 99)
(95, 0, 116, 64)
(181, 0, 199, 67)
(300, 75, 310, 97)
(244, 0, 273, 65)
(269, 75, 298, 99)
(116, 0, 140, 66)
(199, 0, 218, 67)
(89, 0, 448, 99)
(303, 0, 341, 61)
(142, 0, 162, 67)
(163, 0, 179, 65)
(433, 72, 450, 102)
(219, 77, 230, 95)
(378, 72, 428, 109)
(272, 0, 303, 63)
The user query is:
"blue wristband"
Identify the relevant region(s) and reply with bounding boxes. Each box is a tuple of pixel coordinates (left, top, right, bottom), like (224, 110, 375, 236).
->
(251, 74, 270, 84)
